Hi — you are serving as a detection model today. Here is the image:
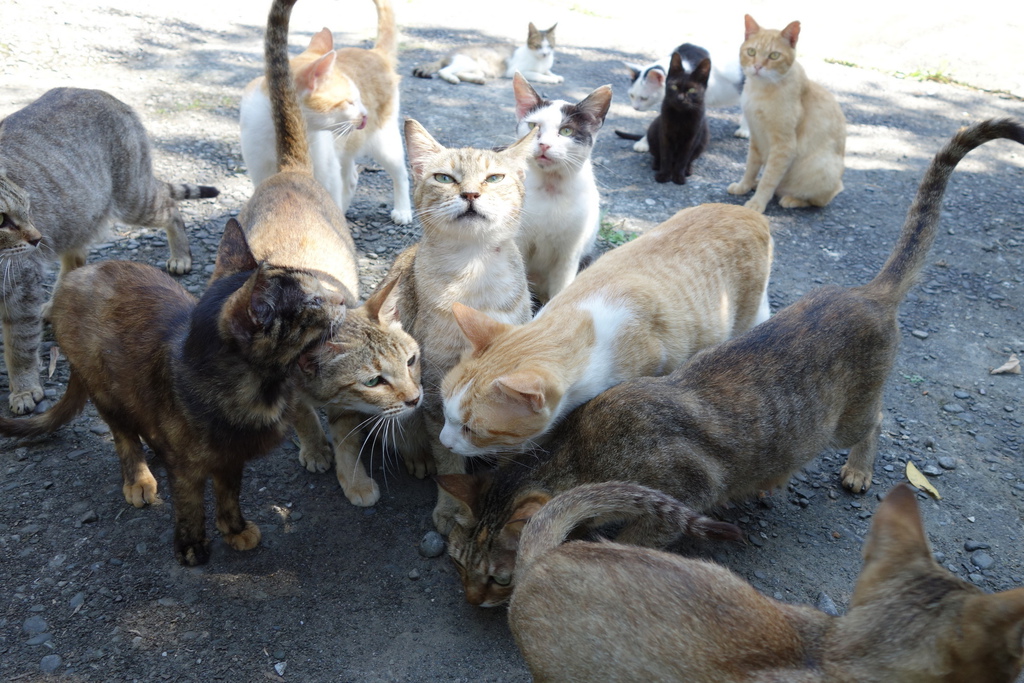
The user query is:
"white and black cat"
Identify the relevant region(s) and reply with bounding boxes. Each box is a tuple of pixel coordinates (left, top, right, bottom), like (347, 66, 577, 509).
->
(511, 73, 612, 304)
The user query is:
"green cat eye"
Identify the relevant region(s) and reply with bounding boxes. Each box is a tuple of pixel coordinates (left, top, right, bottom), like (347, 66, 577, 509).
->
(433, 173, 455, 183)
(686, 88, 696, 94)
(746, 48, 756, 56)
(558, 126, 573, 137)
(485, 174, 505, 183)
(363, 376, 383, 387)
(668, 84, 678, 91)
(492, 574, 512, 586)
(526, 121, 537, 130)
(769, 51, 781, 60)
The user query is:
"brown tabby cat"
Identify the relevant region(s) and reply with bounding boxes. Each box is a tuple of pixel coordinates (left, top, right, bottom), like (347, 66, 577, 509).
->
(727, 15, 846, 213)
(509, 482, 1024, 683)
(439, 118, 1024, 604)
(379, 118, 535, 533)
(0, 87, 217, 415)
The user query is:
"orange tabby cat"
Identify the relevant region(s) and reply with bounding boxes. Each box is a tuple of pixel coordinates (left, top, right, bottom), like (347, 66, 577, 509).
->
(727, 15, 846, 213)
(438, 203, 773, 458)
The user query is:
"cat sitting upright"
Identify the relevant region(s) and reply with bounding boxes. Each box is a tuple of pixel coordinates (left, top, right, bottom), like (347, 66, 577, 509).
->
(727, 15, 846, 213)
(0, 87, 218, 415)
(412, 23, 562, 85)
(511, 73, 612, 304)
(239, 0, 413, 225)
(509, 482, 1024, 683)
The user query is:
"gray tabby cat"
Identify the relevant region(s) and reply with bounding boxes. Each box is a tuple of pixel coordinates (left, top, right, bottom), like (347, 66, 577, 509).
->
(0, 87, 217, 414)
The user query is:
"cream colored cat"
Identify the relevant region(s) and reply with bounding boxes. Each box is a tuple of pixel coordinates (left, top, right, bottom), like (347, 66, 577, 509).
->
(438, 203, 773, 458)
(727, 15, 846, 213)
(239, 0, 413, 224)
(380, 119, 535, 533)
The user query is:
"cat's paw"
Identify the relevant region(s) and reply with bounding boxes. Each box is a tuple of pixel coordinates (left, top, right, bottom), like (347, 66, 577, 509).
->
(8, 386, 44, 415)
(733, 125, 750, 139)
(166, 255, 193, 275)
(632, 138, 649, 153)
(727, 181, 753, 196)
(391, 208, 414, 226)
(654, 172, 671, 184)
(779, 195, 811, 209)
(221, 520, 262, 551)
(175, 537, 211, 566)
(432, 491, 461, 536)
(840, 464, 873, 494)
(439, 73, 461, 85)
(403, 448, 436, 479)
(122, 470, 162, 508)
(298, 441, 332, 473)
(549, 73, 565, 84)
(743, 197, 768, 214)
(339, 471, 381, 507)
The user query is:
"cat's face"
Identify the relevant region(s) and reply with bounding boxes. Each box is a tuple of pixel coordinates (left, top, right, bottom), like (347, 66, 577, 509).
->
(739, 16, 799, 84)
(625, 62, 665, 112)
(513, 74, 612, 171)
(662, 54, 710, 112)
(404, 119, 533, 242)
(526, 22, 556, 60)
(294, 29, 368, 134)
(0, 175, 43, 258)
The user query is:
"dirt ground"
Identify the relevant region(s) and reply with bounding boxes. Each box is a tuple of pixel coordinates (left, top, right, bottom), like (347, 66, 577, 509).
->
(2, 1, 1024, 681)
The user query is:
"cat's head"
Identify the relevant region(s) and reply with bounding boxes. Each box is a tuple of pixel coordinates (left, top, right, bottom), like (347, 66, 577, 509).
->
(839, 483, 1024, 681)
(438, 471, 551, 607)
(292, 28, 368, 134)
(512, 74, 612, 171)
(624, 61, 666, 112)
(526, 22, 556, 60)
(298, 277, 422, 418)
(662, 52, 711, 112)
(0, 173, 43, 259)
(438, 303, 565, 458)
(739, 15, 799, 84)
(404, 118, 535, 243)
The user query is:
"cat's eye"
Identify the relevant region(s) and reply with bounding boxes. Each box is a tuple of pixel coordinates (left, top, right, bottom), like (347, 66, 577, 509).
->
(746, 48, 756, 56)
(769, 51, 781, 60)
(363, 376, 385, 387)
(526, 121, 537, 130)
(686, 88, 696, 94)
(433, 173, 455, 183)
(558, 126, 573, 137)
(668, 85, 678, 91)
(407, 353, 417, 367)
(485, 174, 505, 183)
(491, 574, 512, 586)
(0, 213, 12, 229)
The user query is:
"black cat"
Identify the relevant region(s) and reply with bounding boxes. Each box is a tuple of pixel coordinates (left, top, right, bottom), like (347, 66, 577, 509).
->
(648, 51, 711, 184)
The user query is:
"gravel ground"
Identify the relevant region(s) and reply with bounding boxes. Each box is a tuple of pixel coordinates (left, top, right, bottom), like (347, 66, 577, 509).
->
(2, 1, 1024, 681)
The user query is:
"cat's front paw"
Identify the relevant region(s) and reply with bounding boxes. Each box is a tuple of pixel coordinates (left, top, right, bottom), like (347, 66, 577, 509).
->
(175, 537, 211, 566)
(166, 255, 193, 275)
(727, 181, 753, 196)
(632, 137, 649, 153)
(403, 448, 436, 479)
(779, 195, 811, 209)
(840, 464, 872, 494)
(391, 208, 414, 226)
(338, 471, 381, 507)
(298, 441, 332, 473)
(744, 197, 768, 214)
(548, 73, 564, 84)
(221, 520, 262, 551)
(654, 171, 672, 184)
(432, 489, 461, 536)
(8, 386, 44, 415)
(734, 125, 750, 139)
(122, 469, 162, 508)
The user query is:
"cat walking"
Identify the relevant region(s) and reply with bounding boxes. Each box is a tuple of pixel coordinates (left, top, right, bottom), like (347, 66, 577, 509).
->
(412, 23, 562, 85)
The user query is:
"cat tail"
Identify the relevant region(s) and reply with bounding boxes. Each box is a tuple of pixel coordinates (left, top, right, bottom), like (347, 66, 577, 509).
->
(614, 130, 643, 141)
(412, 59, 446, 79)
(0, 370, 89, 439)
(167, 183, 220, 200)
(265, 0, 313, 174)
(867, 118, 1024, 305)
(517, 482, 742, 571)
(371, 0, 398, 65)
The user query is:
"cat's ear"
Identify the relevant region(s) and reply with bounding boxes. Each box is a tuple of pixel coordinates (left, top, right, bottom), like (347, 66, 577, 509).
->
(503, 492, 552, 538)
(578, 85, 613, 125)
(545, 23, 557, 35)
(693, 58, 712, 86)
(527, 22, 538, 38)
(647, 67, 666, 89)
(307, 27, 334, 54)
(780, 21, 801, 48)
(861, 484, 932, 568)
(212, 217, 258, 279)
(668, 51, 683, 76)
(404, 118, 445, 182)
(495, 372, 547, 413)
(294, 50, 337, 95)
(512, 72, 543, 120)
(504, 127, 539, 168)
(744, 14, 761, 40)
(623, 62, 643, 82)
(221, 262, 280, 343)
(436, 472, 492, 518)
(363, 276, 402, 325)
(452, 302, 512, 355)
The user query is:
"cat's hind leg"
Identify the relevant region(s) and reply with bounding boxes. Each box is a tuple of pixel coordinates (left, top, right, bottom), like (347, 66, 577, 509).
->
(113, 430, 161, 507)
(366, 116, 414, 225)
(212, 461, 261, 553)
(632, 135, 650, 153)
(327, 406, 381, 507)
(838, 406, 882, 494)
(338, 155, 360, 215)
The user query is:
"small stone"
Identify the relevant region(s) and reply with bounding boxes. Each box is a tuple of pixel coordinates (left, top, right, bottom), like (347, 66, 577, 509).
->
(362, 508, 376, 517)
(418, 531, 446, 558)
(953, 390, 970, 399)
(79, 510, 98, 524)
(23, 616, 48, 635)
(748, 533, 764, 547)
(816, 592, 839, 616)
(920, 465, 942, 476)
(1005, 405, 1016, 413)
(937, 456, 957, 470)
(274, 662, 287, 676)
(65, 449, 89, 461)
(942, 403, 965, 414)
(26, 633, 53, 645)
(971, 551, 995, 570)
(89, 423, 110, 435)
(39, 654, 63, 674)
(964, 540, 990, 551)
(290, 510, 303, 521)
(911, 329, 929, 339)
(408, 569, 421, 580)
(70, 593, 85, 609)
(968, 573, 984, 583)
(157, 597, 177, 607)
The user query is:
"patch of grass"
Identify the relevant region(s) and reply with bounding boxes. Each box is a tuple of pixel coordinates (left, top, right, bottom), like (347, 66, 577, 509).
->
(900, 67, 955, 85)
(598, 218, 638, 246)
(902, 373, 926, 384)
(825, 58, 858, 68)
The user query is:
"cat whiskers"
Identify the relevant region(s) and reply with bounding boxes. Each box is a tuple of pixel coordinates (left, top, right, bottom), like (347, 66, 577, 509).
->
(327, 120, 358, 139)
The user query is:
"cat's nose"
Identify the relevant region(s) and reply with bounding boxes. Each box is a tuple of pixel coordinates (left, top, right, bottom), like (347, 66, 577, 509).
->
(405, 396, 420, 408)
(461, 192, 480, 201)
(28, 237, 41, 247)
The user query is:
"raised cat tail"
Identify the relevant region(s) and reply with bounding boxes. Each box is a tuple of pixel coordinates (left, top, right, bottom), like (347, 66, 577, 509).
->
(371, 0, 398, 66)
(266, 0, 313, 174)
(867, 118, 1024, 305)
(0, 369, 90, 439)
(516, 482, 742, 571)
(167, 183, 220, 200)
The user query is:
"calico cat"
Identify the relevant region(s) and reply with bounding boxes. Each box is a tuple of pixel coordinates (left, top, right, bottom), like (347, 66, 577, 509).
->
(509, 482, 1024, 683)
(727, 16, 846, 213)
(378, 118, 535, 533)
(511, 73, 612, 304)
(438, 203, 772, 460)
(0, 221, 345, 566)
(439, 118, 1024, 603)
(0, 87, 218, 415)
(412, 23, 562, 85)
(239, 0, 413, 225)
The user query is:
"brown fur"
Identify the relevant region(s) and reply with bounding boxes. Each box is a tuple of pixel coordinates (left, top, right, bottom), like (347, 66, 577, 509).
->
(509, 482, 1024, 683)
(727, 15, 846, 212)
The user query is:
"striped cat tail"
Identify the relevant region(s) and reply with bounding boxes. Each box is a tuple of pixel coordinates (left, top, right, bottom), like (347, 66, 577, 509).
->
(371, 0, 399, 64)
(265, 0, 312, 174)
(167, 183, 219, 200)
(412, 59, 446, 79)
(0, 369, 90, 439)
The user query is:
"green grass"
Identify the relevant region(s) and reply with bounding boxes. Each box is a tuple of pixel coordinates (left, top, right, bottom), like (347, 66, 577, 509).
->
(598, 218, 638, 246)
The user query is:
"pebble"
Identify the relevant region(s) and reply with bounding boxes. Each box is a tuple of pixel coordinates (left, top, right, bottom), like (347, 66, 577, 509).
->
(408, 569, 421, 580)
(69, 593, 85, 609)
(971, 551, 995, 570)
(953, 390, 970, 399)
(362, 508, 376, 517)
(942, 403, 965, 413)
(65, 449, 89, 461)
(23, 616, 48, 635)
(418, 531, 446, 558)
(275, 662, 287, 676)
(937, 456, 957, 470)
(79, 510, 98, 524)
(816, 592, 840, 616)
(910, 329, 929, 339)
(920, 465, 942, 476)
(964, 540, 990, 551)
(26, 633, 53, 645)
(89, 423, 110, 435)
(747, 533, 764, 547)
(39, 654, 63, 674)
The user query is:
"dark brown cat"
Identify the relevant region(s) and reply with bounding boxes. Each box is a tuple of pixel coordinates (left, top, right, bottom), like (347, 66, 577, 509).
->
(439, 118, 1024, 605)
(509, 482, 1024, 682)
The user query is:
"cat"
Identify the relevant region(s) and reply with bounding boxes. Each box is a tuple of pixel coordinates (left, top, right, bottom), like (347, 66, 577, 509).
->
(727, 16, 846, 213)
(438, 118, 1024, 603)
(618, 51, 711, 184)
(511, 72, 612, 304)
(412, 23, 562, 85)
(438, 202, 773, 460)
(290, 276, 423, 506)
(508, 482, 1024, 683)
(622, 42, 747, 152)
(239, 0, 413, 225)
(377, 118, 536, 533)
(0, 221, 345, 566)
(0, 87, 218, 415)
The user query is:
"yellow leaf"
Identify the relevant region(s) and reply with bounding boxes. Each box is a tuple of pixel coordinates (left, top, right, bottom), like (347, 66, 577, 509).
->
(990, 353, 1021, 375)
(906, 461, 942, 500)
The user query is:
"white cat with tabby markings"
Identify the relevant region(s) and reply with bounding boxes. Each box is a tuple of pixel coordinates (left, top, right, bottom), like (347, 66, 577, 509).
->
(412, 23, 562, 85)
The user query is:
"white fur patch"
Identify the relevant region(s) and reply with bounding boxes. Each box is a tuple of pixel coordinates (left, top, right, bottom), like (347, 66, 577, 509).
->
(558, 295, 633, 418)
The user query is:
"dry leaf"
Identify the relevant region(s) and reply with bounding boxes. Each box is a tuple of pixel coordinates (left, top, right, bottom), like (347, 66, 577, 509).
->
(906, 461, 942, 500)
(990, 354, 1021, 375)
(48, 346, 61, 378)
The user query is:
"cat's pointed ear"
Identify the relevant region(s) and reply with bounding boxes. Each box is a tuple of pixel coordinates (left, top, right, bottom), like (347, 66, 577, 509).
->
(744, 14, 761, 40)
(211, 217, 258, 280)
(623, 62, 643, 82)
(668, 51, 684, 76)
(503, 492, 552, 538)
(780, 21, 801, 48)
(504, 127, 539, 166)
(545, 23, 557, 35)
(513, 72, 543, 120)
(452, 302, 511, 355)
(495, 372, 547, 413)
(647, 67, 666, 89)
(527, 22, 539, 38)
(294, 50, 337, 95)
(308, 27, 334, 54)
(404, 118, 445, 182)
(693, 58, 712, 86)
(579, 85, 613, 125)
(436, 472, 492, 519)
(363, 276, 402, 325)
(222, 262, 280, 344)
(861, 484, 932, 567)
